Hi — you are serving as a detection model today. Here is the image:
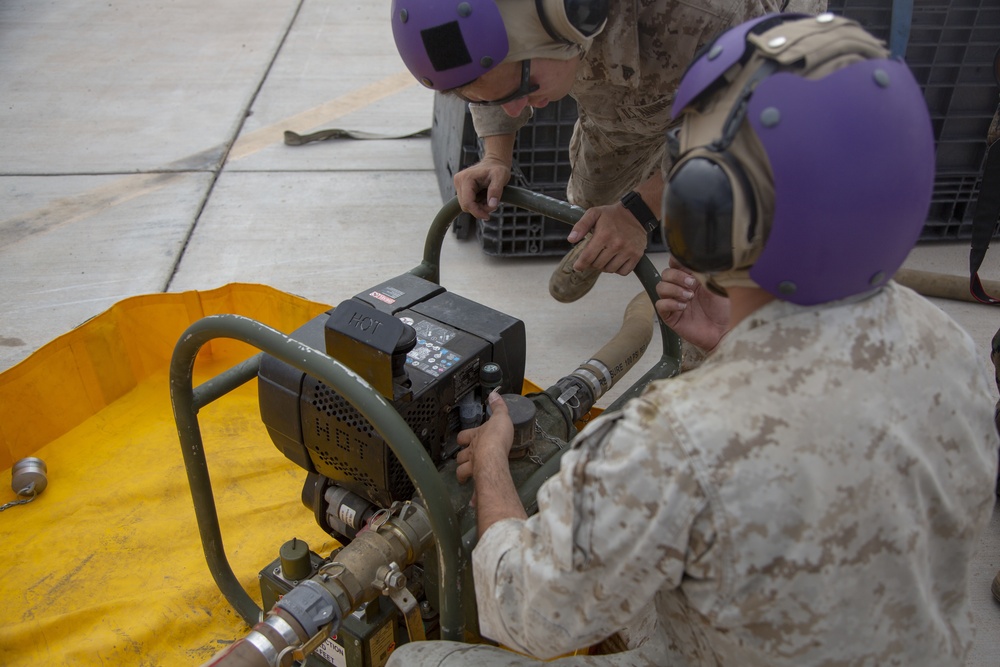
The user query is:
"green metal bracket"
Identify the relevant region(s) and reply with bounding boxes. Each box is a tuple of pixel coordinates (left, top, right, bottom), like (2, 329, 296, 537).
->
(170, 315, 467, 641)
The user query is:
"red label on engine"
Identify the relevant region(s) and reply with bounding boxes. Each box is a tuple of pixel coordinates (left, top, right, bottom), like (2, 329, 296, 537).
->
(370, 291, 395, 305)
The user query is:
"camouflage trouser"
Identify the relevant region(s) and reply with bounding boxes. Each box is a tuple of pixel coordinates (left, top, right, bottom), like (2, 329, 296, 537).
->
(385, 629, 675, 667)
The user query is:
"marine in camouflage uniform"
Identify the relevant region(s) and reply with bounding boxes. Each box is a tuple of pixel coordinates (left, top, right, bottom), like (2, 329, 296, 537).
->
(390, 284, 998, 666)
(471, 0, 825, 351)
(471, 0, 828, 209)
(388, 14, 999, 667)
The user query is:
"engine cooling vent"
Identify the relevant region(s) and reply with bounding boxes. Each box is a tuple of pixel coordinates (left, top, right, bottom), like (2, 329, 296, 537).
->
(307, 382, 444, 504)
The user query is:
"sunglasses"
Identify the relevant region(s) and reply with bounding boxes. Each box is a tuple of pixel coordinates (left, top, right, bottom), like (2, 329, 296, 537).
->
(458, 60, 539, 106)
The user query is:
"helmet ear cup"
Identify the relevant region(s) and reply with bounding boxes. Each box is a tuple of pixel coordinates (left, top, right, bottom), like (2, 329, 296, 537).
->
(562, 0, 608, 35)
(536, 0, 608, 43)
(664, 152, 757, 274)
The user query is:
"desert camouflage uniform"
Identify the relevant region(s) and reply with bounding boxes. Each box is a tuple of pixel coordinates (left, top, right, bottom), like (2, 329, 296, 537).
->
(389, 283, 998, 666)
(471, 0, 827, 208)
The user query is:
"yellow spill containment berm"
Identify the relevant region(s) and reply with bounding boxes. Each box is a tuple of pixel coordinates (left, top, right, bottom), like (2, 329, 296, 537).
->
(0, 284, 343, 665)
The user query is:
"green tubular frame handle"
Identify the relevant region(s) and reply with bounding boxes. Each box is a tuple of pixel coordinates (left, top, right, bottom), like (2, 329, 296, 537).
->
(170, 316, 468, 641)
(171, 188, 681, 645)
(411, 186, 681, 404)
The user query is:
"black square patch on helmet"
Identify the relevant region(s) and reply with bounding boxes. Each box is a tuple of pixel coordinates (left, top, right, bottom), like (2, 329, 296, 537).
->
(422, 21, 473, 72)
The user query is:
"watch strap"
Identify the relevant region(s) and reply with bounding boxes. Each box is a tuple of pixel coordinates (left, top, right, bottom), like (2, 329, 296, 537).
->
(620, 191, 660, 233)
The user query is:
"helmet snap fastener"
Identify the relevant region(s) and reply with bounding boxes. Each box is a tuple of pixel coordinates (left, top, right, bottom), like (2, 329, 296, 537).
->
(816, 13, 835, 23)
(457, 2, 472, 18)
(768, 36, 787, 48)
(399, 9, 408, 23)
(873, 69, 890, 88)
(708, 45, 723, 60)
(778, 281, 797, 295)
(760, 107, 781, 127)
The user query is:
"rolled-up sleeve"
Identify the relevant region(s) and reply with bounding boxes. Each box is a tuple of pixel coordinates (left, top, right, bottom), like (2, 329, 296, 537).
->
(471, 404, 708, 658)
(469, 103, 533, 137)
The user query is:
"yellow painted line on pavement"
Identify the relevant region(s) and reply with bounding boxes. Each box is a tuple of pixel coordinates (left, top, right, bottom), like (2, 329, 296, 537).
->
(0, 71, 420, 249)
(0, 171, 188, 250)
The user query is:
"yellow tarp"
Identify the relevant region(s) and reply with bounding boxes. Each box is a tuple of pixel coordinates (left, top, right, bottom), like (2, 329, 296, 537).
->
(0, 284, 342, 665)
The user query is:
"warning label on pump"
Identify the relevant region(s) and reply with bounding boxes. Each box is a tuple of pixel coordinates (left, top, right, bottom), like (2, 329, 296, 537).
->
(407, 320, 462, 378)
(370, 291, 396, 305)
(314, 638, 347, 667)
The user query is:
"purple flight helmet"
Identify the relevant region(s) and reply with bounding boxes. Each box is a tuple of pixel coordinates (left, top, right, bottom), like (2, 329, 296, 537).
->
(392, 0, 509, 91)
(671, 14, 936, 305)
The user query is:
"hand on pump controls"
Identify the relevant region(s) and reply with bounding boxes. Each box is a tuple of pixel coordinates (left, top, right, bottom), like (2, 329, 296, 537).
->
(456, 391, 527, 535)
(456, 391, 514, 487)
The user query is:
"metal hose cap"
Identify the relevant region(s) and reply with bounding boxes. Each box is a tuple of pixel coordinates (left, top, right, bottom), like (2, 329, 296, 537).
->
(12, 457, 47, 496)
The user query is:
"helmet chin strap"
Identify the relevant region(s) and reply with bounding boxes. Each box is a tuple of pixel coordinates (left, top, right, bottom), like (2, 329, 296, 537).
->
(698, 270, 759, 297)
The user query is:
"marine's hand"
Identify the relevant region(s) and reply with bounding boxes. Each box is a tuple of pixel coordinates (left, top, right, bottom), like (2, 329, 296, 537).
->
(656, 256, 730, 352)
(454, 158, 512, 221)
(567, 203, 648, 275)
(457, 392, 526, 533)
(456, 391, 515, 486)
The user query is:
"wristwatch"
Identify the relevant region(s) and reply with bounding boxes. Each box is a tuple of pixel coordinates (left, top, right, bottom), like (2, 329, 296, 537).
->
(620, 191, 660, 233)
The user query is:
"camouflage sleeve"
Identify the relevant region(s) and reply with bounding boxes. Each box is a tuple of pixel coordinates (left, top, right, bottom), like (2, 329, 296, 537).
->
(471, 407, 710, 658)
(470, 103, 533, 137)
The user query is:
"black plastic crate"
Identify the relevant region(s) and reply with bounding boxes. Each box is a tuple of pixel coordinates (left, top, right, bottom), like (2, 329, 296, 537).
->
(431, 95, 588, 255)
(829, 0, 1000, 241)
(507, 97, 577, 186)
(477, 182, 576, 257)
(476, 97, 667, 257)
(477, 98, 579, 257)
(430, 95, 576, 205)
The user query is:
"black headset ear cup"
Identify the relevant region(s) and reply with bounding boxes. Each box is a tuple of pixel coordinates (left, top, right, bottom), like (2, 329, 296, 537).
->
(535, 0, 609, 43)
(664, 156, 738, 273)
(665, 150, 759, 274)
(564, 0, 608, 35)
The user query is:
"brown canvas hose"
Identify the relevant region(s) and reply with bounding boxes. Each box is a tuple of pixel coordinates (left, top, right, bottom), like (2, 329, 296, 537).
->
(894, 268, 1000, 304)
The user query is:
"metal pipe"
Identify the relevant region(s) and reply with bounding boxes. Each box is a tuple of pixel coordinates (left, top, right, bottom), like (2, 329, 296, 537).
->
(200, 502, 434, 667)
(192, 354, 261, 410)
(170, 315, 467, 641)
(171, 334, 258, 625)
(410, 196, 463, 284)
(199, 608, 309, 667)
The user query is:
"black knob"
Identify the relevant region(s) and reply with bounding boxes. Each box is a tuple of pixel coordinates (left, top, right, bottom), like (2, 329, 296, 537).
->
(480, 362, 502, 390)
